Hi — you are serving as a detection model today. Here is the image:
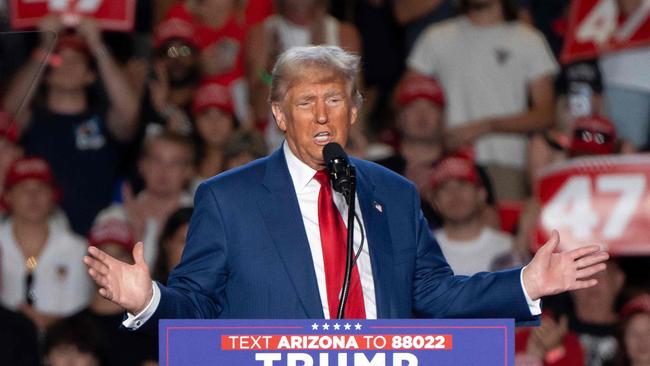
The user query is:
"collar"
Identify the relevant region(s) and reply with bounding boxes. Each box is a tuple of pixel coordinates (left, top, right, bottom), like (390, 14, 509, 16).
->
(283, 141, 318, 193)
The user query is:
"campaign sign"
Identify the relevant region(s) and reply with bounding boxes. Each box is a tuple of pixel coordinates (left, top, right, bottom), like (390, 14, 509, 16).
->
(10, 0, 136, 31)
(534, 154, 650, 255)
(561, 0, 650, 63)
(160, 318, 514, 366)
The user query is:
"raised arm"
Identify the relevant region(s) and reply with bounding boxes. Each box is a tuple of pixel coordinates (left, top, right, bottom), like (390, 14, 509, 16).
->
(76, 18, 139, 142)
(2, 16, 62, 130)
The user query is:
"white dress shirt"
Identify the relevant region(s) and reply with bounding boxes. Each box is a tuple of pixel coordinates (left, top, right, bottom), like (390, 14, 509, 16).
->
(123, 142, 539, 328)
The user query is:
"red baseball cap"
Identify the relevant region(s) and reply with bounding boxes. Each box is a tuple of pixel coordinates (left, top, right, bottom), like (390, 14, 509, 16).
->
(569, 115, 617, 156)
(621, 293, 650, 320)
(396, 75, 445, 108)
(1, 156, 61, 208)
(430, 156, 480, 191)
(153, 17, 198, 49)
(88, 218, 135, 253)
(192, 81, 234, 116)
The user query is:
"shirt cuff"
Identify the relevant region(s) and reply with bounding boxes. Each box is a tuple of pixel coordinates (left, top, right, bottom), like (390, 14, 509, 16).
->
(520, 266, 542, 316)
(122, 281, 161, 329)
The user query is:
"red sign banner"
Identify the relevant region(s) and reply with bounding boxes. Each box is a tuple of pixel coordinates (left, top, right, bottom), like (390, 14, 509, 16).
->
(561, 0, 650, 64)
(534, 154, 650, 255)
(10, 0, 136, 31)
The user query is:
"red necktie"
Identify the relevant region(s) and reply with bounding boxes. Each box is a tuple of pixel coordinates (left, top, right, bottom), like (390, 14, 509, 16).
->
(314, 170, 366, 319)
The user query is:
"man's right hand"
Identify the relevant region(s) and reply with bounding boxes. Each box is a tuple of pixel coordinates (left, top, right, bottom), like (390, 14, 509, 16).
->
(84, 242, 153, 315)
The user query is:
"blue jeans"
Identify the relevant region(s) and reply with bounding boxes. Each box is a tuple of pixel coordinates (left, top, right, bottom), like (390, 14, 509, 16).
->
(604, 86, 650, 149)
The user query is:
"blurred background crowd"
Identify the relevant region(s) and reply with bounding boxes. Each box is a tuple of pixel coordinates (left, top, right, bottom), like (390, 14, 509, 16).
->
(0, 0, 649, 365)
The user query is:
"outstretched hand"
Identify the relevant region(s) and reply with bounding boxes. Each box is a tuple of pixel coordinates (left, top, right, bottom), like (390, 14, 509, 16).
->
(84, 242, 153, 315)
(523, 230, 609, 301)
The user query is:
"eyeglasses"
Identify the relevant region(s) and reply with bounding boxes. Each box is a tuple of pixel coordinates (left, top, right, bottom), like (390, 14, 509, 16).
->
(164, 45, 195, 59)
(574, 129, 613, 145)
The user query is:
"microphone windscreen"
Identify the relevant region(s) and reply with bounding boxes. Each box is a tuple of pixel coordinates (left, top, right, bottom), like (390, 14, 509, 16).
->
(323, 142, 348, 164)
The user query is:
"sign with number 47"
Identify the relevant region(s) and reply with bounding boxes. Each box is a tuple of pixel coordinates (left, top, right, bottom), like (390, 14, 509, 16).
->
(535, 154, 650, 255)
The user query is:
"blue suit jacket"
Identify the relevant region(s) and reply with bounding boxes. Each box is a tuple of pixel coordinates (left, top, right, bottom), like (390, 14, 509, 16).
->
(146, 148, 537, 327)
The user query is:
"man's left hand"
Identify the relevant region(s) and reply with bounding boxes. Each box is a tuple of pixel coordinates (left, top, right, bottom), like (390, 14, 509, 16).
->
(444, 120, 493, 152)
(523, 230, 609, 301)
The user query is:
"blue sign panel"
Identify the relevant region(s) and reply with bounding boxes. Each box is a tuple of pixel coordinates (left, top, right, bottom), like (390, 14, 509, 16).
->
(160, 318, 514, 366)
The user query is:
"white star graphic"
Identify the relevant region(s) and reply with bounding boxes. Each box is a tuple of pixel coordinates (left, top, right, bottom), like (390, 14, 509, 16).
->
(311, 323, 319, 330)
(333, 323, 341, 330)
(354, 323, 362, 330)
(322, 323, 330, 330)
(344, 323, 352, 330)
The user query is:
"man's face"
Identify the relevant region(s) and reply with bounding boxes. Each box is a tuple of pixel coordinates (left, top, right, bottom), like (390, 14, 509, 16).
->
(625, 313, 650, 365)
(46, 48, 95, 91)
(161, 40, 198, 85)
(398, 99, 443, 143)
(272, 66, 358, 170)
(5, 179, 55, 223)
(432, 179, 484, 225)
(140, 140, 193, 197)
(195, 108, 235, 149)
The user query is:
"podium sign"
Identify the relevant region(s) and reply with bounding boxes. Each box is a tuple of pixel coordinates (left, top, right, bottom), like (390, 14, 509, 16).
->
(160, 318, 514, 366)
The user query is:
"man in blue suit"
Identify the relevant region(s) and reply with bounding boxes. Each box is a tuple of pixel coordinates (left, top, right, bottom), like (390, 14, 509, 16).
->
(84, 46, 609, 329)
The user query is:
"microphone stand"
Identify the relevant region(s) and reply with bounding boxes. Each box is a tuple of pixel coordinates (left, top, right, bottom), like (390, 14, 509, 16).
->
(337, 166, 356, 319)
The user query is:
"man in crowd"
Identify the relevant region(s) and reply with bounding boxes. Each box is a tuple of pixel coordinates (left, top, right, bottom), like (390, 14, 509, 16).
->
(427, 155, 515, 275)
(84, 46, 608, 330)
(406, 0, 558, 201)
(97, 132, 194, 267)
(0, 157, 91, 329)
(2, 16, 139, 235)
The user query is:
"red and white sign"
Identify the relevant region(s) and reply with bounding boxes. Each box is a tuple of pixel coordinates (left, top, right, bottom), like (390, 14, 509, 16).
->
(10, 0, 136, 31)
(534, 154, 650, 255)
(561, 0, 650, 64)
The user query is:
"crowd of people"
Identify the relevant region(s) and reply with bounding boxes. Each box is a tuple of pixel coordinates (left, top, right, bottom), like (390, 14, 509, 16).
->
(0, 0, 648, 365)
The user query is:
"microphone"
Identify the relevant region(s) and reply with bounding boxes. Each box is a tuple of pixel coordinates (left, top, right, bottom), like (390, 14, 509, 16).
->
(323, 142, 355, 203)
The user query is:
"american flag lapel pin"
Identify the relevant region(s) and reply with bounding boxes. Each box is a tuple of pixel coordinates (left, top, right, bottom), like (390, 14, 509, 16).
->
(373, 201, 383, 213)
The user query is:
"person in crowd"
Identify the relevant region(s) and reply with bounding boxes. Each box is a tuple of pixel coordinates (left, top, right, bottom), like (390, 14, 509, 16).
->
(599, 0, 650, 150)
(0, 304, 40, 366)
(617, 293, 650, 366)
(221, 129, 268, 171)
(516, 115, 631, 258)
(426, 155, 516, 275)
(376, 75, 498, 228)
(515, 311, 586, 366)
(97, 132, 194, 267)
(570, 260, 626, 366)
(143, 16, 201, 136)
(2, 16, 139, 235)
(406, 0, 558, 201)
(70, 217, 157, 366)
(43, 316, 106, 366)
(0, 157, 91, 329)
(192, 81, 238, 183)
(246, 0, 361, 141)
(153, 207, 194, 285)
(377, 75, 446, 194)
(165, 0, 250, 123)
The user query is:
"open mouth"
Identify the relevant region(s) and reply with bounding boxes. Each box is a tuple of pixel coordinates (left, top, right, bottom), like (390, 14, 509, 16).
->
(313, 131, 333, 145)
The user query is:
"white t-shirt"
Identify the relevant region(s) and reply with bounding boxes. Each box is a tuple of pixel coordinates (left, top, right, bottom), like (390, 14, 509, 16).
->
(434, 226, 514, 276)
(0, 218, 92, 315)
(408, 17, 558, 168)
(600, 47, 650, 93)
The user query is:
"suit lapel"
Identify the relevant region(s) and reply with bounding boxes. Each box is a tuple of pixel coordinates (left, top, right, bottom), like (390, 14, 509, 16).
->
(354, 165, 395, 318)
(258, 149, 324, 318)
